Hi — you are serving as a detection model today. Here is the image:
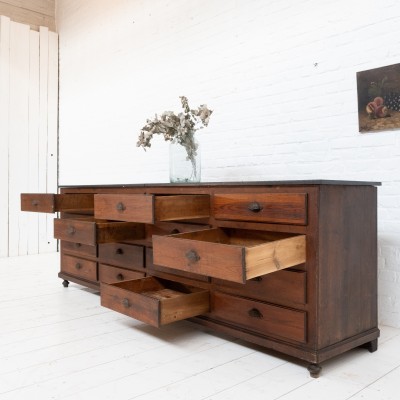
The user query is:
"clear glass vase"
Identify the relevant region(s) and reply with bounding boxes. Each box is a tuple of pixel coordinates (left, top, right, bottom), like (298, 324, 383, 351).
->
(169, 139, 201, 183)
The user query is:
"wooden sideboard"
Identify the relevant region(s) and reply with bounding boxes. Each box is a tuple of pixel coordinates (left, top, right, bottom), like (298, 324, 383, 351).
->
(21, 180, 380, 377)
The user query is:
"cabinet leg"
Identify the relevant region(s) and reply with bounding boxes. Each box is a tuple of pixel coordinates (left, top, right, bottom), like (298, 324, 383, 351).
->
(307, 363, 322, 378)
(362, 338, 378, 353)
(62, 280, 69, 288)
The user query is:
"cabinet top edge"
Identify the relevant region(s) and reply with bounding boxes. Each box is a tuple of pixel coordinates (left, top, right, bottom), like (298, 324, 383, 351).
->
(58, 180, 381, 189)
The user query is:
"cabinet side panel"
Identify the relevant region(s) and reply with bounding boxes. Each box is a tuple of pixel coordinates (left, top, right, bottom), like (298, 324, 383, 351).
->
(318, 185, 378, 348)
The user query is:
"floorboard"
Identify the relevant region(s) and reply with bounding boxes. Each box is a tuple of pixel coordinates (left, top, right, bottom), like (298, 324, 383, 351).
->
(0, 253, 399, 400)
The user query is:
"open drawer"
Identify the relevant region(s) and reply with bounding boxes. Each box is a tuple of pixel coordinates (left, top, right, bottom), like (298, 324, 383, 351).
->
(21, 193, 94, 213)
(100, 277, 210, 327)
(94, 194, 210, 223)
(152, 228, 306, 284)
(54, 218, 144, 245)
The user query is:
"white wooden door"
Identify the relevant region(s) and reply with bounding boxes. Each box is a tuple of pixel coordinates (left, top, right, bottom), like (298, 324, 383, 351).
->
(0, 16, 58, 257)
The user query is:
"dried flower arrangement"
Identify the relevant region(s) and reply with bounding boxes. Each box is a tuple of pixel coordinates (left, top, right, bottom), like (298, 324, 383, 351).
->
(136, 96, 213, 170)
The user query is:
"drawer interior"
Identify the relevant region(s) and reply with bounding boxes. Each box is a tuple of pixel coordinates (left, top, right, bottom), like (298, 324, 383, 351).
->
(170, 228, 297, 246)
(101, 277, 210, 327)
(114, 277, 205, 298)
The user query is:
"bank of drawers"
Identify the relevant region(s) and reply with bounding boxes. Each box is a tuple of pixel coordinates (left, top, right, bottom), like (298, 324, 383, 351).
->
(22, 189, 309, 345)
(60, 241, 146, 285)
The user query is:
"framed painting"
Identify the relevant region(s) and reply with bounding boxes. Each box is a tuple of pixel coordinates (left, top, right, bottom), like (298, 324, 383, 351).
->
(357, 63, 400, 133)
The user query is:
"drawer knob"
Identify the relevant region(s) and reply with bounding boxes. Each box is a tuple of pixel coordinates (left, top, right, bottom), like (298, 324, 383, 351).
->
(67, 226, 76, 235)
(122, 298, 130, 308)
(248, 202, 263, 213)
(31, 200, 39, 206)
(186, 249, 200, 263)
(116, 273, 124, 281)
(75, 262, 82, 270)
(75, 243, 82, 248)
(116, 202, 126, 211)
(248, 308, 263, 319)
(116, 248, 124, 255)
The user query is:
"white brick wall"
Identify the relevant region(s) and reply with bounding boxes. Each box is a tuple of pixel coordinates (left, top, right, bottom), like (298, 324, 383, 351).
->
(56, 0, 400, 327)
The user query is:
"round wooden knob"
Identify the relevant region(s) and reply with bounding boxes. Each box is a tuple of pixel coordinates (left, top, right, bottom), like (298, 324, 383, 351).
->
(116, 202, 126, 211)
(248, 202, 263, 213)
(122, 298, 130, 308)
(248, 308, 263, 319)
(186, 249, 200, 263)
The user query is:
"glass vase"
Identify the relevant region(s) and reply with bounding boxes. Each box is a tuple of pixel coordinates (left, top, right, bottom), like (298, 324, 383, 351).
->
(169, 139, 201, 183)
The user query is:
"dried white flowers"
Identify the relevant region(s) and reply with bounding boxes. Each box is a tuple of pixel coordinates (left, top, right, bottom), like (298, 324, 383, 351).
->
(136, 96, 213, 167)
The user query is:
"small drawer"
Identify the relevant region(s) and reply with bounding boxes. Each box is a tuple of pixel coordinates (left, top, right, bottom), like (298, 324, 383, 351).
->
(98, 264, 145, 284)
(213, 270, 307, 305)
(61, 254, 97, 281)
(21, 193, 94, 213)
(54, 218, 144, 245)
(153, 228, 306, 284)
(94, 194, 210, 223)
(61, 241, 97, 258)
(146, 248, 209, 282)
(98, 243, 144, 270)
(211, 292, 307, 343)
(213, 193, 307, 225)
(101, 277, 210, 327)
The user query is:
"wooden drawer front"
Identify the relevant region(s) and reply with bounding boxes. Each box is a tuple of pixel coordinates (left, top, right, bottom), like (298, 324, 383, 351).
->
(153, 228, 306, 284)
(213, 270, 306, 305)
(211, 292, 306, 343)
(61, 241, 97, 258)
(21, 193, 94, 213)
(94, 194, 210, 223)
(100, 277, 210, 327)
(54, 218, 144, 245)
(99, 264, 145, 284)
(61, 254, 97, 281)
(98, 243, 144, 270)
(146, 248, 209, 282)
(213, 193, 307, 225)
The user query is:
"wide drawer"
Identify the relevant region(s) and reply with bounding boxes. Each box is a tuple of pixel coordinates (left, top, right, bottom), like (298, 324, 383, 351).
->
(21, 193, 94, 213)
(54, 218, 144, 245)
(213, 193, 307, 225)
(94, 194, 210, 223)
(211, 292, 307, 343)
(152, 228, 306, 284)
(61, 254, 97, 281)
(98, 243, 145, 270)
(101, 277, 210, 327)
(98, 264, 145, 284)
(61, 241, 97, 258)
(213, 269, 307, 305)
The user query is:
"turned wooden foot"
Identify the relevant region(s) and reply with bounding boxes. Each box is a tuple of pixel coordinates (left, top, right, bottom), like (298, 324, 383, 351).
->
(307, 363, 322, 378)
(362, 338, 378, 353)
(62, 280, 69, 288)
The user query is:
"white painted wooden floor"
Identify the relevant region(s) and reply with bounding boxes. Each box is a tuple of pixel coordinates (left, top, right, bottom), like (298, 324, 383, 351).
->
(0, 253, 399, 400)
